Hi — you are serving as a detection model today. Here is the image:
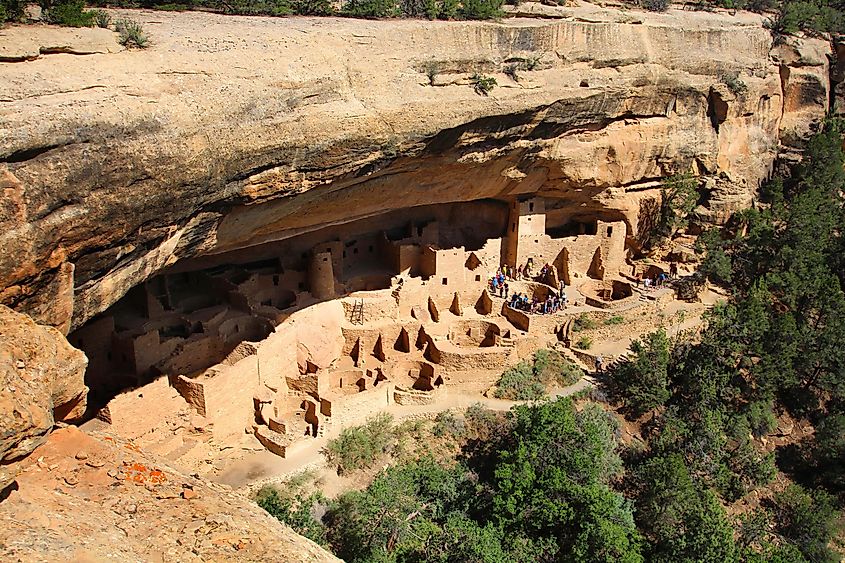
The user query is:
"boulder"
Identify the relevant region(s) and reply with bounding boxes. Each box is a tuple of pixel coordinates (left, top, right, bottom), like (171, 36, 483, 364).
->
(0, 306, 87, 486)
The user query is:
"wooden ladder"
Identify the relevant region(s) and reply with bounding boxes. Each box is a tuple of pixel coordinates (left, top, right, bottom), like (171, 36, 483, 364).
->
(351, 299, 364, 325)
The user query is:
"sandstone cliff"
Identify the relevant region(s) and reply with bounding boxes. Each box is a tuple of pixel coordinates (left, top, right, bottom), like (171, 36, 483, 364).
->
(0, 5, 831, 334)
(0, 426, 341, 561)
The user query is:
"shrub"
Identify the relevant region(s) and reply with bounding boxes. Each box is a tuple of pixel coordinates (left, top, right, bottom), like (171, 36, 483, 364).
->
(256, 486, 328, 546)
(522, 54, 542, 70)
(771, 485, 840, 563)
(115, 18, 149, 48)
(324, 413, 395, 473)
(745, 400, 777, 438)
(292, 0, 333, 14)
(774, 0, 844, 35)
(432, 410, 466, 438)
(423, 60, 440, 85)
(573, 313, 598, 332)
(720, 73, 747, 96)
(575, 336, 593, 349)
(45, 0, 97, 26)
(495, 349, 584, 400)
(343, 0, 395, 17)
(503, 63, 520, 82)
(399, 0, 425, 15)
(464, 402, 509, 441)
(92, 8, 111, 27)
(439, 0, 458, 18)
(533, 348, 582, 387)
(226, 0, 292, 15)
(604, 315, 625, 326)
(471, 73, 496, 96)
(460, 0, 502, 19)
(0, 0, 23, 22)
(641, 0, 669, 11)
(494, 360, 544, 400)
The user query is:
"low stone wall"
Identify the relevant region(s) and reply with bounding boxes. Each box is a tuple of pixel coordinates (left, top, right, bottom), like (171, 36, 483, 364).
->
(254, 425, 289, 458)
(502, 304, 530, 332)
(570, 347, 599, 369)
(328, 383, 394, 426)
(393, 385, 437, 405)
(428, 340, 516, 371)
(393, 385, 446, 405)
(170, 375, 207, 417)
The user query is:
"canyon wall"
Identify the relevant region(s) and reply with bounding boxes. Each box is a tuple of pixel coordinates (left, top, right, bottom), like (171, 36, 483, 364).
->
(0, 5, 831, 335)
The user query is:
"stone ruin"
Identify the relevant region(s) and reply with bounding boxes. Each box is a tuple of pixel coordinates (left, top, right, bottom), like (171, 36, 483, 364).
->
(67, 196, 679, 463)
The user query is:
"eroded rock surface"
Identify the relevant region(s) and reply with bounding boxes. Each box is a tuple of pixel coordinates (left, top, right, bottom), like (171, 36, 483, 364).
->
(0, 6, 831, 335)
(0, 305, 86, 487)
(0, 25, 122, 62)
(0, 426, 340, 562)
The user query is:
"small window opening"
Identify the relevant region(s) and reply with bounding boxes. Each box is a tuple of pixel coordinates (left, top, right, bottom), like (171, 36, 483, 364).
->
(529, 202, 534, 212)
(442, 278, 448, 285)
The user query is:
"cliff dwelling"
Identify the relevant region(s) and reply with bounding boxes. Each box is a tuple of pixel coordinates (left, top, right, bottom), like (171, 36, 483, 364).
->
(66, 194, 688, 467)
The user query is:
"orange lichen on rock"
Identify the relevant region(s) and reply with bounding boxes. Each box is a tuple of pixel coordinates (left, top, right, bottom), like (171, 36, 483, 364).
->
(121, 461, 166, 485)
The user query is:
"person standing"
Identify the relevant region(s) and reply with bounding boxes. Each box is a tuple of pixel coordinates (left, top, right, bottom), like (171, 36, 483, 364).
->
(595, 354, 604, 374)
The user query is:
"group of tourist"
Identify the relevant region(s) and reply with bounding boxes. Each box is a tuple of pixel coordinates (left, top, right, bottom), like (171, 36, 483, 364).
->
(490, 271, 510, 298)
(636, 263, 678, 290)
(494, 258, 542, 283)
(489, 259, 571, 316)
(508, 291, 567, 315)
(492, 258, 560, 286)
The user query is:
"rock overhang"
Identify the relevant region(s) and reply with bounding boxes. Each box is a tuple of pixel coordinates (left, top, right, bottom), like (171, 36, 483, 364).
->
(0, 6, 831, 332)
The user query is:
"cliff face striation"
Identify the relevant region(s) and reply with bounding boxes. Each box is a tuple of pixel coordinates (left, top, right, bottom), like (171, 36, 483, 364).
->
(0, 5, 831, 335)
